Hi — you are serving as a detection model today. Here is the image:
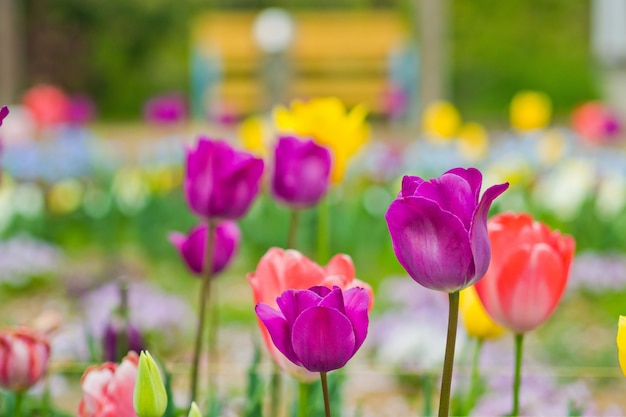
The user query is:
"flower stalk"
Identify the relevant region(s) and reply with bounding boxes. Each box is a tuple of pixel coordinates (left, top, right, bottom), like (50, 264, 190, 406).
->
(438, 291, 459, 417)
(320, 372, 331, 417)
(512, 333, 524, 417)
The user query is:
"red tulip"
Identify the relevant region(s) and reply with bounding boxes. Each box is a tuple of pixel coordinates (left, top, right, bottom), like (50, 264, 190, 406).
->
(0, 327, 50, 392)
(78, 352, 139, 417)
(475, 213, 575, 334)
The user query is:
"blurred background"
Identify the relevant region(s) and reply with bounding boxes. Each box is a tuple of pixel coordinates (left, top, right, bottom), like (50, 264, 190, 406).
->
(2, 0, 626, 415)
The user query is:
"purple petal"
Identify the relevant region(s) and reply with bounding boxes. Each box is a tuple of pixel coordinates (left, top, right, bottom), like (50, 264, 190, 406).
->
(291, 306, 356, 372)
(276, 289, 323, 324)
(0, 106, 9, 126)
(401, 175, 425, 197)
(318, 287, 346, 315)
(445, 167, 483, 202)
(255, 303, 301, 366)
(469, 182, 510, 284)
(308, 286, 332, 298)
(386, 197, 474, 292)
(342, 287, 370, 353)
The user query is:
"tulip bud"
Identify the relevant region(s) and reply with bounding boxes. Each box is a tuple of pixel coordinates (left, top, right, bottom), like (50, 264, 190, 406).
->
(133, 351, 167, 417)
(188, 401, 202, 417)
(0, 327, 50, 392)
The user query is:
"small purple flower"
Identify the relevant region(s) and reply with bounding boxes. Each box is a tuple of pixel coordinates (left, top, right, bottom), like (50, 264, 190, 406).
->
(143, 93, 187, 124)
(184, 138, 264, 219)
(168, 221, 240, 276)
(385, 168, 508, 292)
(102, 318, 144, 362)
(255, 286, 369, 373)
(67, 95, 95, 125)
(0, 106, 9, 126)
(271, 136, 332, 208)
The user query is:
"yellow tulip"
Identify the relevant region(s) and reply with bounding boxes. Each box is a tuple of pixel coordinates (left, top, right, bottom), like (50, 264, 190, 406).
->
(460, 286, 505, 340)
(238, 115, 270, 157)
(457, 122, 489, 162)
(618, 315, 626, 377)
(273, 97, 369, 183)
(422, 101, 461, 141)
(510, 91, 552, 131)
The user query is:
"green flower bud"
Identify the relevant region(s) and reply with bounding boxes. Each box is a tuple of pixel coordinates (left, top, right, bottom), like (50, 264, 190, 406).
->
(188, 401, 202, 417)
(133, 350, 167, 417)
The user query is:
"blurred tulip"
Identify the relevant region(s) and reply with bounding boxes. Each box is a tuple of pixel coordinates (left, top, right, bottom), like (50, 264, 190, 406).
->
(457, 122, 489, 162)
(22, 84, 70, 128)
(256, 286, 369, 372)
(572, 101, 621, 144)
(475, 213, 575, 333)
(143, 93, 186, 125)
(68, 95, 96, 125)
(385, 168, 509, 293)
(274, 97, 369, 182)
(272, 136, 332, 208)
(0, 327, 50, 392)
(247, 247, 373, 379)
(618, 316, 626, 377)
(79, 352, 138, 417)
(184, 138, 264, 219)
(0, 105, 8, 126)
(134, 351, 167, 417)
(460, 285, 505, 340)
(168, 221, 241, 276)
(510, 91, 552, 132)
(103, 318, 144, 362)
(422, 101, 461, 140)
(238, 115, 270, 157)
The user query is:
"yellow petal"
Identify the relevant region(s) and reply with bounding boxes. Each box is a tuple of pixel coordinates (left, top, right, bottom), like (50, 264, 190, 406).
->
(510, 91, 552, 131)
(422, 101, 461, 140)
(460, 286, 505, 340)
(238, 115, 269, 157)
(618, 316, 626, 377)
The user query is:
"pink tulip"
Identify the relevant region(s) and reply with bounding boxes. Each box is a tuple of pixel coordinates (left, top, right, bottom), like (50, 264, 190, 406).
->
(78, 352, 139, 417)
(475, 213, 575, 334)
(0, 327, 50, 392)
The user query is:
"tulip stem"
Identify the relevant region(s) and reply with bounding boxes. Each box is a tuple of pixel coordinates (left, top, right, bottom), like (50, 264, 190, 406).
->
(189, 220, 216, 405)
(287, 209, 300, 249)
(316, 194, 330, 264)
(438, 291, 459, 417)
(14, 392, 23, 417)
(320, 372, 332, 417)
(511, 333, 524, 417)
(297, 381, 309, 417)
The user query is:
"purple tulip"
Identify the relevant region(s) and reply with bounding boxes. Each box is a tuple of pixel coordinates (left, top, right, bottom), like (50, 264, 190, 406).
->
(102, 318, 144, 362)
(168, 221, 240, 276)
(255, 286, 369, 373)
(385, 167, 509, 293)
(0, 106, 9, 126)
(184, 138, 264, 219)
(271, 136, 332, 208)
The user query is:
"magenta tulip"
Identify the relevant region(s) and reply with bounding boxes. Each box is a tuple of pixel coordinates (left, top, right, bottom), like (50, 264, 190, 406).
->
(0, 106, 8, 126)
(272, 136, 332, 208)
(255, 286, 369, 373)
(169, 221, 240, 276)
(386, 167, 509, 293)
(185, 138, 264, 219)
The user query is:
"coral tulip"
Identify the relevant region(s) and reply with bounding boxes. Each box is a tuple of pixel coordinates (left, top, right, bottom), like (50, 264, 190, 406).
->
(256, 286, 369, 373)
(385, 167, 509, 293)
(184, 138, 264, 219)
(474, 213, 575, 334)
(78, 352, 139, 417)
(247, 247, 373, 379)
(460, 285, 504, 340)
(0, 106, 8, 126)
(618, 316, 626, 377)
(168, 221, 240, 276)
(272, 136, 332, 208)
(0, 327, 50, 392)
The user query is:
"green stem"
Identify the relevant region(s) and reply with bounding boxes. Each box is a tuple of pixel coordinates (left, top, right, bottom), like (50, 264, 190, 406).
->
(14, 391, 23, 417)
(316, 194, 330, 264)
(438, 291, 460, 417)
(297, 381, 309, 417)
(189, 220, 216, 405)
(320, 372, 331, 417)
(287, 209, 300, 249)
(269, 362, 282, 417)
(422, 374, 432, 417)
(466, 338, 483, 414)
(511, 333, 524, 417)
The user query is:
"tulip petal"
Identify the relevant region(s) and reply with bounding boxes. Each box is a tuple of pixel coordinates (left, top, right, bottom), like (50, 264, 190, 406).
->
(323, 254, 355, 287)
(386, 197, 473, 292)
(276, 289, 323, 325)
(318, 287, 346, 315)
(401, 175, 425, 197)
(291, 306, 356, 372)
(342, 287, 370, 352)
(255, 303, 301, 366)
(445, 167, 483, 201)
(496, 243, 565, 333)
(469, 182, 510, 284)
